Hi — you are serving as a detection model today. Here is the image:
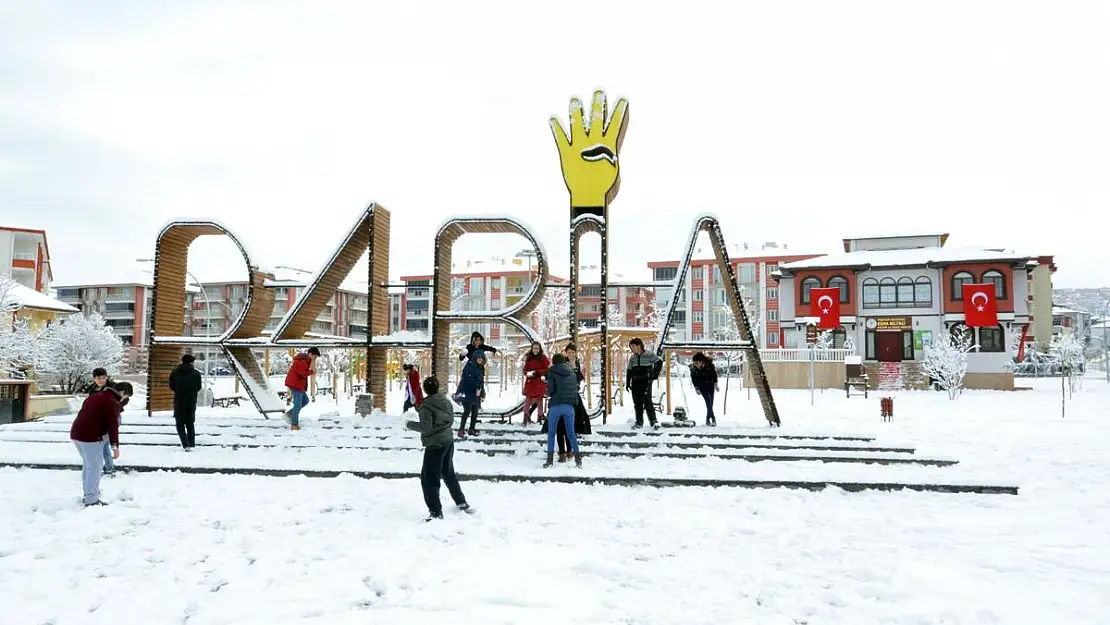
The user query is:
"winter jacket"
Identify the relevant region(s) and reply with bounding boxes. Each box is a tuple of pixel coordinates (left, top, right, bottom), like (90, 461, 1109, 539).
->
(522, 354, 550, 398)
(459, 342, 498, 362)
(70, 388, 123, 446)
(457, 359, 485, 404)
(690, 363, 718, 392)
(284, 353, 314, 392)
(169, 362, 203, 419)
(546, 362, 579, 407)
(405, 368, 424, 409)
(626, 351, 663, 387)
(406, 393, 456, 448)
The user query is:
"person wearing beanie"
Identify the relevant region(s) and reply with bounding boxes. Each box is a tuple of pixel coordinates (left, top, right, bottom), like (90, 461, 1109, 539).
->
(169, 353, 203, 449)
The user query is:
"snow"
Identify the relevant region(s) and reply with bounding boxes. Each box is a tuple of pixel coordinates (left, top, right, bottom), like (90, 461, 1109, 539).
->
(2, 376, 1109, 623)
(370, 329, 431, 345)
(1, 282, 78, 313)
(224, 351, 286, 413)
(779, 246, 1034, 271)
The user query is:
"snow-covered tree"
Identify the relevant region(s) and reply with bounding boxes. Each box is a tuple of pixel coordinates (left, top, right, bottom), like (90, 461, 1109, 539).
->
(606, 302, 624, 329)
(536, 289, 570, 347)
(1052, 334, 1085, 396)
(0, 318, 40, 379)
(0, 273, 19, 319)
(36, 313, 124, 392)
(922, 325, 976, 400)
(815, 329, 834, 351)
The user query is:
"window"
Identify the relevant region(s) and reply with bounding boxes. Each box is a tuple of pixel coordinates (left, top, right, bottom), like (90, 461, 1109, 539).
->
(914, 277, 933, 306)
(879, 278, 897, 307)
(767, 287, 778, 299)
(712, 266, 721, 283)
(865, 330, 877, 360)
(716, 289, 726, 305)
(800, 277, 821, 304)
(982, 270, 1006, 300)
(693, 311, 703, 322)
(768, 332, 779, 346)
(767, 309, 778, 321)
(950, 323, 973, 345)
(766, 264, 778, 275)
(832, 327, 847, 349)
(693, 332, 704, 340)
(862, 278, 879, 308)
(693, 267, 704, 279)
(978, 326, 1005, 352)
(951, 272, 974, 300)
(737, 263, 757, 283)
(896, 277, 914, 305)
(469, 277, 484, 296)
(902, 330, 915, 360)
(607, 287, 618, 299)
(828, 275, 849, 303)
(490, 278, 501, 290)
(654, 266, 678, 281)
(694, 289, 703, 301)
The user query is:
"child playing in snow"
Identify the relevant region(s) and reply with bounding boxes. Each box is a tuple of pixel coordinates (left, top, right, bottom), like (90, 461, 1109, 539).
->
(406, 376, 474, 521)
(544, 353, 582, 468)
(70, 381, 133, 506)
(403, 363, 423, 412)
(455, 350, 487, 437)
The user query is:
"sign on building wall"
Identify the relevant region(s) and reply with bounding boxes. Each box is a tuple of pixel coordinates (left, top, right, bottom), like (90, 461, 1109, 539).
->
(874, 316, 912, 332)
(913, 330, 933, 350)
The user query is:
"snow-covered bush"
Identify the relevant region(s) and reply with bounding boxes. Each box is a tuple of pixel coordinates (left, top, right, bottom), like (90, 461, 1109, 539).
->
(36, 313, 124, 392)
(922, 325, 976, 400)
(815, 329, 834, 351)
(1052, 334, 1086, 395)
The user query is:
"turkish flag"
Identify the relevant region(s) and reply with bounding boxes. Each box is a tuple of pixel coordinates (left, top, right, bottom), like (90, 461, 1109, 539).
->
(962, 283, 998, 327)
(810, 287, 841, 329)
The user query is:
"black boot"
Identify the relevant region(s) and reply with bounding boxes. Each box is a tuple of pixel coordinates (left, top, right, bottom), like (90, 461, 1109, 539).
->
(574, 453, 583, 468)
(557, 452, 568, 463)
(543, 452, 554, 468)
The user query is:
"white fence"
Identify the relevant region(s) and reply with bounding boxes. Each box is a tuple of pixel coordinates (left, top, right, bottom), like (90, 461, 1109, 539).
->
(758, 348, 856, 362)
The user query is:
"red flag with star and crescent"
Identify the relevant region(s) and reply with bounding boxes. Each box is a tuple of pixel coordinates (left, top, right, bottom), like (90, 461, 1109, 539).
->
(961, 283, 998, 327)
(810, 287, 841, 329)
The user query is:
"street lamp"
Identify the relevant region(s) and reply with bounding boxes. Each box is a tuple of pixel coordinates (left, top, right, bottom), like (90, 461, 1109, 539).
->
(137, 258, 215, 397)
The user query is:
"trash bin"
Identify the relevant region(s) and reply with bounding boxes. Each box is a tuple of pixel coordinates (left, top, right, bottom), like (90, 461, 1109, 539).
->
(880, 396, 894, 420)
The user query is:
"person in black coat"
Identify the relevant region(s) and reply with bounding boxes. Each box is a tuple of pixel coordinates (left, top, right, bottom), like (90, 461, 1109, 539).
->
(689, 352, 720, 426)
(169, 354, 204, 449)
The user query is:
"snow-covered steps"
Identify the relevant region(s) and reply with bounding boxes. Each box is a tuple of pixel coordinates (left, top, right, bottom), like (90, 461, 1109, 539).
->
(0, 434, 952, 466)
(468, 435, 914, 454)
(0, 463, 1018, 495)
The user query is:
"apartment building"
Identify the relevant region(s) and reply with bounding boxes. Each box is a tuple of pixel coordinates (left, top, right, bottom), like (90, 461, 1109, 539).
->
(1, 226, 52, 292)
(575, 265, 655, 329)
(647, 243, 821, 347)
(53, 282, 154, 346)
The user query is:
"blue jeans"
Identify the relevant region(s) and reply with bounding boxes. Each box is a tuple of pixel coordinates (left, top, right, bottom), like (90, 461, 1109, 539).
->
(102, 437, 114, 474)
(290, 390, 308, 426)
(546, 403, 579, 454)
(73, 440, 105, 505)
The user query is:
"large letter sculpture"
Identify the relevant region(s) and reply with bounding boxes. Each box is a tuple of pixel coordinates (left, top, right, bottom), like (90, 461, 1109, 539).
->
(146, 205, 393, 416)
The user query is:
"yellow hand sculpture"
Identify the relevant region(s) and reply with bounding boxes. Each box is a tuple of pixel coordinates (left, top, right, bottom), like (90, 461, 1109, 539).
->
(550, 90, 630, 209)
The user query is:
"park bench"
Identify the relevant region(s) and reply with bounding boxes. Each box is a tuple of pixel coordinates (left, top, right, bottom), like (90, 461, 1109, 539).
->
(844, 355, 869, 398)
(212, 396, 243, 408)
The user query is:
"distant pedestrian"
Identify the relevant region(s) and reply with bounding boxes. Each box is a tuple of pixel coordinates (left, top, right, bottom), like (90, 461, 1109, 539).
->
(406, 376, 474, 521)
(689, 352, 720, 426)
(625, 338, 662, 429)
(403, 363, 424, 413)
(284, 347, 320, 431)
(521, 341, 549, 426)
(456, 349, 486, 437)
(169, 354, 203, 449)
(70, 381, 133, 506)
(544, 354, 582, 467)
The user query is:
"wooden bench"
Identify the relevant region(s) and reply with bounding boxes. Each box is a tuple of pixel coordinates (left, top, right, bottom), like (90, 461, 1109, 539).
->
(844, 357, 869, 398)
(212, 396, 243, 408)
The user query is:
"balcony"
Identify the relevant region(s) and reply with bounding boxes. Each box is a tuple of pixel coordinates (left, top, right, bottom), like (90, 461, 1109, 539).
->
(105, 293, 135, 302)
(406, 308, 430, 317)
(101, 310, 135, 319)
(407, 288, 430, 298)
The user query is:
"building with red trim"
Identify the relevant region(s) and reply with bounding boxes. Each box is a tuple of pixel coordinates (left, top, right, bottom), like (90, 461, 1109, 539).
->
(1, 226, 52, 293)
(647, 244, 822, 347)
(775, 233, 1055, 390)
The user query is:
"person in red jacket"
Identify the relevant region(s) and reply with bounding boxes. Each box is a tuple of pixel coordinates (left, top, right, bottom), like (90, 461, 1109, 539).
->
(521, 341, 549, 426)
(403, 363, 424, 412)
(70, 381, 133, 506)
(283, 347, 319, 431)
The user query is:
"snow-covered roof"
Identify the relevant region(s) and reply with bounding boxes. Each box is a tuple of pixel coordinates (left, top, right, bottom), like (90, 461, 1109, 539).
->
(1052, 306, 1090, 316)
(779, 246, 1034, 272)
(576, 265, 652, 285)
(3, 283, 79, 313)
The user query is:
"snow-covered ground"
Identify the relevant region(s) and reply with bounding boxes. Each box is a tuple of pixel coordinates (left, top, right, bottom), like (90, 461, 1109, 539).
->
(2, 376, 1109, 623)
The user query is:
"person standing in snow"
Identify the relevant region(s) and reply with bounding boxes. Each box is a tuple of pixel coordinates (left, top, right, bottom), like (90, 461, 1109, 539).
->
(566, 342, 592, 437)
(625, 338, 663, 429)
(521, 342, 549, 426)
(406, 376, 474, 521)
(544, 353, 582, 467)
(169, 354, 203, 450)
(689, 352, 720, 426)
(284, 347, 319, 431)
(458, 331, 498, 363)
(456, 349, 486, 437)
(80, 368, 118, 475)
(402, 363, 424, 413)
(70, 382, 133, 506)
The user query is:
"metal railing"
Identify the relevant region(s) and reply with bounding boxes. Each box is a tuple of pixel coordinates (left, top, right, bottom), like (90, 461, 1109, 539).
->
(759, 348, 856, 362)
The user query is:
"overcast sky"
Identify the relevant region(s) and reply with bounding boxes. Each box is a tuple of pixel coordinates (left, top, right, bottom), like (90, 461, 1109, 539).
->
(1, 0, 1107, 289)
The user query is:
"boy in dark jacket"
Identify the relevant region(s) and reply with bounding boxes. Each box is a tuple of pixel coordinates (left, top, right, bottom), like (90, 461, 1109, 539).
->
(456, 350, 486, 437)
(169, 354, 204, 449)
(283, 347, 319, 430)
(625, 338, 663, 429)
(406, 376, 474, 521)
(70, 382, 133, 506)
(689, 352, 720, 426)
(544, 354, 582, 468)
(81, 368, 118, 475)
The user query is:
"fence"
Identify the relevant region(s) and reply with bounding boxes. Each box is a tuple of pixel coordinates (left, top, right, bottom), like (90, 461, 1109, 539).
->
(758, 348, 856, 362)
